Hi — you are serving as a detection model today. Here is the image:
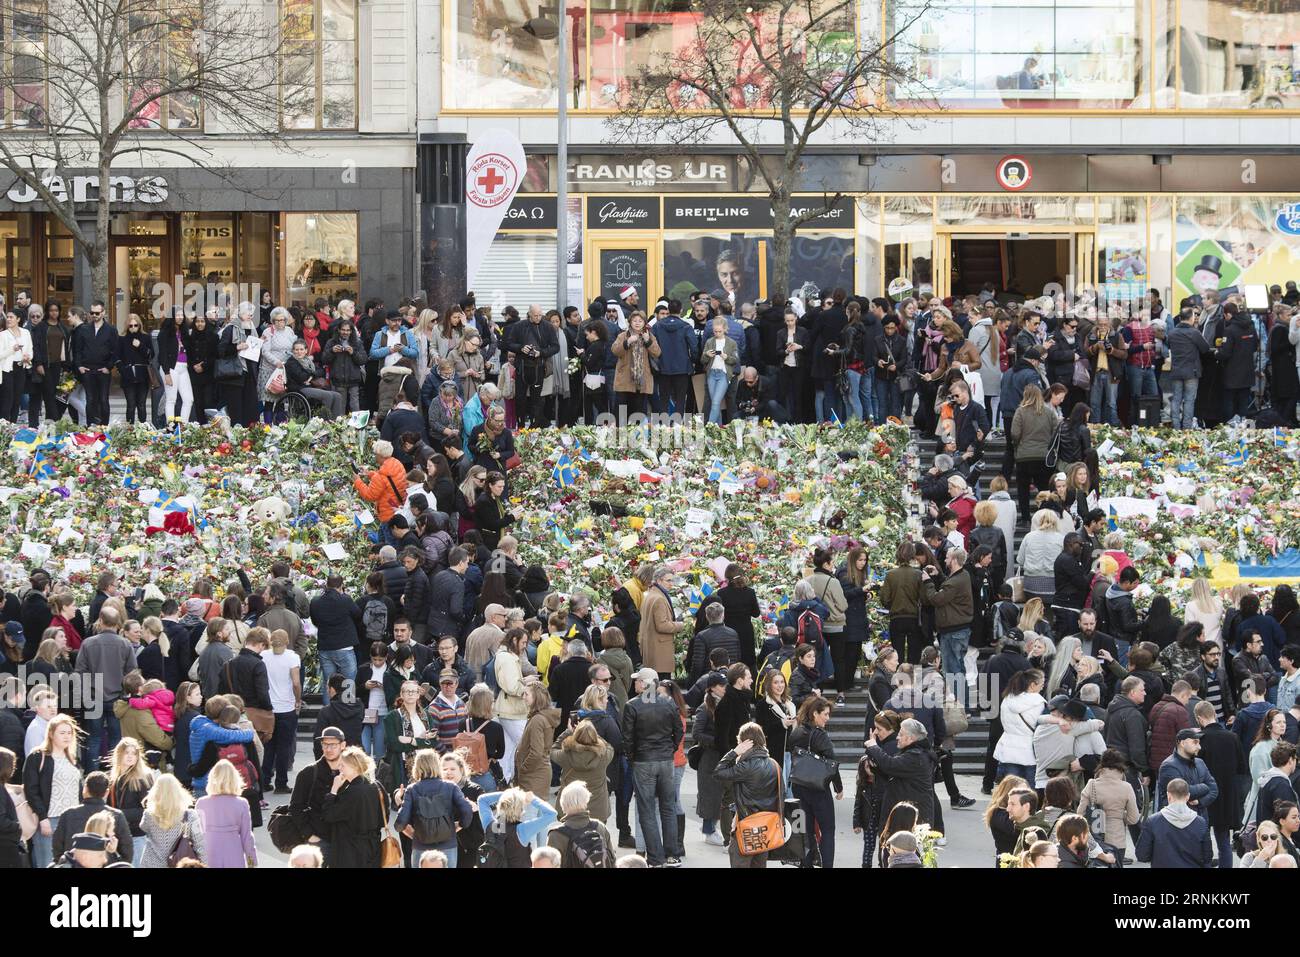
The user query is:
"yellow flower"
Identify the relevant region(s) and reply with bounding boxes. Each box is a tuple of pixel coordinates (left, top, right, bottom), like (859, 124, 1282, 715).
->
(628, 517, 645, 530)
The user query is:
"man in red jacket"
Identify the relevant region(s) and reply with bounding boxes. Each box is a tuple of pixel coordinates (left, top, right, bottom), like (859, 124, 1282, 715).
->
(1148, 679, 1194, 771)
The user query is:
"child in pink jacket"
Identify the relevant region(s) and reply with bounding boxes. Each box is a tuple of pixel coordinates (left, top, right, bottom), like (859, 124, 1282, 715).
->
(129, 684, 176, 732)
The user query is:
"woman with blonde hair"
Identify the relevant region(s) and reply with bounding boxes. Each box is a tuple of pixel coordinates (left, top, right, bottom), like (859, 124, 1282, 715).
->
(107, 737, 155, 864)
(1018, 597, 1054, 641)
(1242, 819, 1285, 867)
(1021, 839, 1060, 868)
(462, 684, 505, 792)
(322, 745, 386, 868)
(551, 719, 615, 823)
(1186, 578, 1225, 648)
(139, 772, 206, 868)
(455, 464, 488, 539)
(413, 307, 440, 383)
(395, 748, 475, 867)
(1017, 509, 1065, 604)
(476, 785, 558, 867)
(29, 632, 73, 682)
(440, 750, 487, 868)
(984, 774, 1029, 865)
(434, 306, 465, 361)
(22, 713, 81, 867)
(195, 759, 256, 868)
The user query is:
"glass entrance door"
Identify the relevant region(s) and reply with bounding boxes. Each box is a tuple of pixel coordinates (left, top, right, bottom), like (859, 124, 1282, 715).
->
(110, 215, 171, 328)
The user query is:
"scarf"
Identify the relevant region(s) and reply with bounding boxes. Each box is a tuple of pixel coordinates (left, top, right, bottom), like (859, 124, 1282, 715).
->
(921, 325, 945, 372)
(440, 393, 463, 431)
(550, 325, 570, 398)
(627, 331, 649, 392)
(292, 354, 315, 377)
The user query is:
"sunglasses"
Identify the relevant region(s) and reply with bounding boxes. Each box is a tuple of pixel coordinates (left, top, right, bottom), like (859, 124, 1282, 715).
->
(90, 310, 104, 317)
(1261, 834, 1278, 842)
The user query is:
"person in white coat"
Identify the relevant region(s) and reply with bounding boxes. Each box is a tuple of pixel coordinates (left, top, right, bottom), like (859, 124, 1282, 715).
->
(0, 309, 34, 422)
(993, 668, 1047, 783)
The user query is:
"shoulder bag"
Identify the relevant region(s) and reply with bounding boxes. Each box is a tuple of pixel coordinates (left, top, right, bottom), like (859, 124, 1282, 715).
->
(378, 787, 402, 867)
(734, 758, 787, 856)
(215, 327, 246, 383)
(1044, 420, 1064, 469)
(789, 730, 835, 790)
(167, 809, 198, 867)
(225, 660, 275, 741)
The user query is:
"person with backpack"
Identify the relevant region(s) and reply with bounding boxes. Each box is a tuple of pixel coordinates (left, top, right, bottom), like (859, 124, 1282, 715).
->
(188, 696, 255, 798)
(476, 786, 557, 869)
(713, 721, 782, 868)
(394, 749, 475, 867)
(547, 780, 615, 868)
(804, 548, 848, 692)
(457, 685, 505, 792)
(358, 571, 398, 648)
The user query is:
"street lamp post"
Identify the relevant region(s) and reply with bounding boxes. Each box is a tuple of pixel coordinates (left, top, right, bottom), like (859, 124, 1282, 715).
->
(556, 2, 569, 312)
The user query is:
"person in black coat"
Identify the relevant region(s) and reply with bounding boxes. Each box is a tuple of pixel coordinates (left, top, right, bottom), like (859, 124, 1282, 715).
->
(693, 570, 762, 674)
(1193, 704, 1248, 867)
(807, 294, 847, 423)
(216, 636, 273, 712)
(863, 719, 938, 828)
(473, 476, 515, 552)
(184, 314, 218, 424)
(1268, 315, 1299, 425)
(319, 751, 385, 868)
(0, 747, 23, 867)
(712, 666, 754, 757)
(1215, 304, 1259, 422)
(51, 773, 134, 864)
(19, 577, 52, 664)
(116, 314, 154, 425)
(312, 676, 365, 758)
(73, 306, 118, 425)
(774, 309, 813, 422)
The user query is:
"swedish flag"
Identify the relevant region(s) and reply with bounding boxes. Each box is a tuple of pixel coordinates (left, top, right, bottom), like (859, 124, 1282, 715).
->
(830, 408, 845, 429)
(1276, 428, 1289, 449)
(776, 593, 790, 617)
(573, 441, 594, 462)
(551, 453, 578, 488)
(156, 491, 182, 513)
(1223, 439, 1249, 467)
(1107, 504, 1118, 532)
(707, 459, 736, 483)
(29, 452, 53, 480)
(10, 428, 38, 453)
(121, 469, 140, 490)
(554, 526, 575, 550)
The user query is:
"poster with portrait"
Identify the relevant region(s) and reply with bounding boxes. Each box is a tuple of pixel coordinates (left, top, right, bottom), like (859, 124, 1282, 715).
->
(1174, 197, 1300, 303)
(662, 233, 854, 307)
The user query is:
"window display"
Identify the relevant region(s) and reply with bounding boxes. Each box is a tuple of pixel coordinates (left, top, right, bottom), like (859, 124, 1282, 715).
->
(283, 212, 358, 308)
(1178, 0, 1300, 109)
(1174, 196, 1300, 303)
(663, 233, 853, 306)
(445, 0, 584, 110)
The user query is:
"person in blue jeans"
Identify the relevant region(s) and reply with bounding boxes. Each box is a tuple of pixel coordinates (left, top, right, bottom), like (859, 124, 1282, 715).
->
(395, 749, 475, 867)
(318, 646, 357, 704)
(701, 317, 738, 425)
(920, 547, 973, 708)
(622, 668, 684, 866)
(788, 696, 842, 868)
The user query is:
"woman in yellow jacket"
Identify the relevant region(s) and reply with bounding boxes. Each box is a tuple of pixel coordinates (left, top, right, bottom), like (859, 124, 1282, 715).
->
(494, 628, 530, 783)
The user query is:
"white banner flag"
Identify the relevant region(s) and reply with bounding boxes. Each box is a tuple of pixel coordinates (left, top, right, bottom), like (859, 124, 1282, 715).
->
(465, 129, 527, 289)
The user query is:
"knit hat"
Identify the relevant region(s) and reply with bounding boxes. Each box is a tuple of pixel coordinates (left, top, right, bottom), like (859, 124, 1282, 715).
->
(183, 597, 208, 617)
(887, 831, 919, 853)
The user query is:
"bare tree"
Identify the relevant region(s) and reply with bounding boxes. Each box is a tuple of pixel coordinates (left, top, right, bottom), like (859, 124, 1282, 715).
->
(0, 0, 288, 310)
(605, 0, 934, 298)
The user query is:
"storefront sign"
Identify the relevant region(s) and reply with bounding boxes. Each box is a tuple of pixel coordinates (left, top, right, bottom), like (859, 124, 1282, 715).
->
(6, 173, 168, 204)
(586, 196, 661, 230)
(465, 128, 527, 288)
(662, 195, 854, 230)
(1276, 202, 1300, 236)
(599, 248, 650, 310)
(501, 196, 557, 230)
(568, 158, 731, 190)
(995, 156, 1032, 191)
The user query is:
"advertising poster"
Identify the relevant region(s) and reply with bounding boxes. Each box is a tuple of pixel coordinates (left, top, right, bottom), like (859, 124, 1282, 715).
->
(1102, 245, 1147, 302)
(662, 234, 854, 307)
(1175, 197, 1300, 302)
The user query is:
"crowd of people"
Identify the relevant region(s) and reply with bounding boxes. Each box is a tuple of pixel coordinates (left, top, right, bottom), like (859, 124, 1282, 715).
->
(2, 280, 1300, 873)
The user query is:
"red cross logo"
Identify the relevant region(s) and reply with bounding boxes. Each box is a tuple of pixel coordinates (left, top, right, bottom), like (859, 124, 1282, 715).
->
(477, 166, 505, 194)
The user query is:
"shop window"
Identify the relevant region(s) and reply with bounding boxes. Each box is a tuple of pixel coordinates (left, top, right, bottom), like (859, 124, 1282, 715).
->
(1097, 196, 1147, 303)
(445, 0, 585, 110)
(281, 0, 356, 130)
(0, 214, 33, 305)
(1177, 0, 1299, 109)
(663, 232, 853, 306)
(239, 212, 274, 305)
(888, 0, 1146, 109)
(45, 215, 73, 301)
(1174, 195, 1300, 303)
(283, 212, 357, 309)
(124, 1, 202, 130)
(2, 0, 46, 128)
(884, 196, 934, 295)
(937, 194, 1092, 226)
(180, 213, 235, 286)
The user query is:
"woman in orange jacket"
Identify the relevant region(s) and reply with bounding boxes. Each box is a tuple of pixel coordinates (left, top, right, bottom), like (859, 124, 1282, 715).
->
(353, 439, 408, 525)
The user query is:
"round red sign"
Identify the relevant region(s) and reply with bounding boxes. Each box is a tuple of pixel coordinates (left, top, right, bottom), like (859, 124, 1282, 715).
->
(466, 153, 518, 209)
(995, 155, 1032, 191)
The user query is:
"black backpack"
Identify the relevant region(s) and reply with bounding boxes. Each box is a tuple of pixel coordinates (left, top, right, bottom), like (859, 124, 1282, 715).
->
(477, 825, 509, 868)
(558, 821, 610, 869)
(410, 790, 456, 846)
(362, 599, 389, 644)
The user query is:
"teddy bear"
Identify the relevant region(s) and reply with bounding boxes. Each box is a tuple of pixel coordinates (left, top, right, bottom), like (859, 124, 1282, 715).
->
(249, 495, 293, 526)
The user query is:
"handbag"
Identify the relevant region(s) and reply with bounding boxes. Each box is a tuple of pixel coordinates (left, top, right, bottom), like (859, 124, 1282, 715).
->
(686, 743, 703, 770)
(734, 759, 787, 856)
(943, 697, 969, 739)
(499, 362, 516, 400)
(5, 783, 37, 841)
(583, 372, 605, 391)
(167, 810, 198, 867)
(1044, 422, 1063, 469)
(504, 453, 522, 470)
(377, 787, 402, 867)
(215, 344, 246, 383)
(1072, 354, 1091, 388)
(148, 364, 162, 390)
(224, 661, 275, 741)
(789, 737, 835, 790)
(363, 708, 380, 725)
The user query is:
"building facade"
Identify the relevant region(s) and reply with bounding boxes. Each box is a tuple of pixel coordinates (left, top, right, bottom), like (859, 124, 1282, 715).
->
(422, 0, 1300, 312)
(0, 0, 419, 327)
